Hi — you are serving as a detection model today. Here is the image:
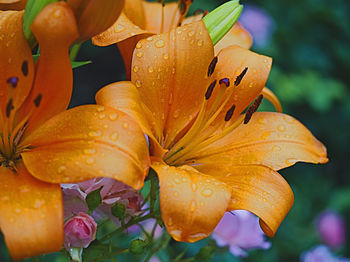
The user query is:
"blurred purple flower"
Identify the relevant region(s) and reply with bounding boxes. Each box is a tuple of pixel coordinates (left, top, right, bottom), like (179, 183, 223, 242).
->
(212, 210, 271, 257)
(317, 210, 346, 248)
(301, 245, 350, 262)
(239, 5, 275, 48)
(64, 212, 97, 250)
(62, 178, 143, 223)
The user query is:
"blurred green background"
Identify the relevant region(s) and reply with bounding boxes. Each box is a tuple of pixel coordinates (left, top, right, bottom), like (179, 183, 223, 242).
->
(1, 0, 350, 261)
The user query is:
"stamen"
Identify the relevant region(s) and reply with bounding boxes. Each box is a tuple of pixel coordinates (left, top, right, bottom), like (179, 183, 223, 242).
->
(193, 9, 208, 18)
(7, 77, 18, 88)
(34, 93, 42, 107)
(21, 61, 28, 76)
(207, 56, 218, 77)
(244, 94, 263, 124)
(224, 104, 236, 121)
(205, 80, 217, 100)
(234, 67, 248, 86)
(6, 99, 14, 118)
(219, 78, 230, 87)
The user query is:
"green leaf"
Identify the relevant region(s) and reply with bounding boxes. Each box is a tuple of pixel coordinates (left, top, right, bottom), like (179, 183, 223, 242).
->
(86, 187, 103, 213)
(23, 0, 59, 48)
(195, 246, 216, 261)
(111, 202, 126, 220)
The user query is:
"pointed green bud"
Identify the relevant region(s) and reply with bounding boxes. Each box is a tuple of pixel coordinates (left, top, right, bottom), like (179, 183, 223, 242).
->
(23, 0, 59, 48)
(203, 0, 243, 45)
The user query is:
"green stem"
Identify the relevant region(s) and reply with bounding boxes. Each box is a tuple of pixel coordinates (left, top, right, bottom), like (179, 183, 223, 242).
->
(69, 43, 83, 61)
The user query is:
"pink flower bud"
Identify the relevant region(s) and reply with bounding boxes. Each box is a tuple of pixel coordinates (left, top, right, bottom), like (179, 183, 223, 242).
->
(317, 210, 346, 248)
(64, 212, 97, 250)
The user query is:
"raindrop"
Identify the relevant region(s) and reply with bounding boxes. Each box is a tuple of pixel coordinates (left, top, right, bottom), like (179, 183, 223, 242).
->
(110, 132, 119, 141)
(197, 40, 203, 46)
(155, 39, 165, 48)
(133, 65, 140, 72)
(201, 188, 213, 197)
(135, 80, 142, 88)
(136, 52, 144, 58)
(109, 113, 118, 120)
(86, 158, 95, 165)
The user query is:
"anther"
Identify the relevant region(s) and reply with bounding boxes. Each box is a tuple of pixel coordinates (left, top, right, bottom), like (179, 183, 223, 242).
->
(219, 78, 230, 87)
(224, 104, 236, 121)
(244, 94, 263, 124)
(207, 56, 218, 77)
(6, 77, 18, 88)
(34, 93, 42, 107)
(6, 99, 14, 118)
(205, 80, 217, 100)
(234, 67, 248, 86)
(21, 61, 28, 76)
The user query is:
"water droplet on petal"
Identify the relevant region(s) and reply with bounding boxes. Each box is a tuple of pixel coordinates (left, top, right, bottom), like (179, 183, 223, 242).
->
(168, 218, 173, 226)
(98, 113, 106, 119)
(163, 53, 169, 60)
(155, 39, 165, 48)
(174, 178, 180, 184)
(133, 65, 139, 72)
(188, 30, 195, 37)
(201, 188, 213, 197)
(15, 208, 21, 213)
(86, 158, 95, 165)
(278, 125, 286, 132)
(190, 200, 196, 212)
(191, 183, 197, 192)
(148, 66, 154, 73)
(109, 113, 118, 121)
(84, 148, 96, 155)
(115, 24, 125, 33)
(136, 52, 143, 58)
(136, 42, 142, 49)
(135, 80, 142, 88)
(197, 40, 203, 46)
(89, 130, 102, 137)
(123, 122, 129, 129)
(110, 132, 119, 141)
(96, 106, 105, 112)
(34, 199, 45, 209)
(58, 165, 66, 174)
(173, 110, 180, 119)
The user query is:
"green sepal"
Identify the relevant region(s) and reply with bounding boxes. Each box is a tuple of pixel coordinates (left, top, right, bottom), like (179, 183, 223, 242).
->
(23, 0, 59, 49)
(203, 0, 243, 45)
(86, 186, 103, 214)
(111, 202, 126, 220)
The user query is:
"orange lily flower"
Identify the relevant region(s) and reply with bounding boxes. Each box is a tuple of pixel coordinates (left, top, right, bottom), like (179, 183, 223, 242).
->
(95, 20, 328, 242)
(0, 2, 148, 260)
(92, 0, 252, 78)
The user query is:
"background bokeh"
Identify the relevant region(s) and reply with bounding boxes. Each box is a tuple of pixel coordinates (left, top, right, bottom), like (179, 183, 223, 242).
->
(1, 0, 349, 261)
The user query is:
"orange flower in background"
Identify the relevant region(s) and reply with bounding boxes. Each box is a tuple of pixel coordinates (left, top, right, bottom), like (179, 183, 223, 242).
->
(0, 0, 27, 10)
(92, 0, 252, 78)
(96, 20, 328, 242)
(0, 2, 148, 260)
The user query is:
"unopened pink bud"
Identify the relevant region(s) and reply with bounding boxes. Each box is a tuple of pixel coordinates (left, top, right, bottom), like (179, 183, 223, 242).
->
(64, 212, 97, 250)
(317, 210, 346, 248)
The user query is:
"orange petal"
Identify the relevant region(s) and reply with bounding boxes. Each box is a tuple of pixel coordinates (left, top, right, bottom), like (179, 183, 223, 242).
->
(195, 164, 294, 237)
(211, 46, 272, 122)
(124, 0, 145, 29)
(261, 87, 282, 112)
(152, 162, 231, 242)
(0, 165, 63, 260)
(0, 10, 34, 117)
(142, 1, 179, 34)
(17, 2, 79, 134)
(67, 0, 124, 42)
(191, 112, 328, 171)
(214, 22, 252, 54)
(92, 12, 149, 46)
(21, 105, 150, 189)
(0, 0, 27, 10)
(131, 20, 214, 146)
(95, 81, 166, 157)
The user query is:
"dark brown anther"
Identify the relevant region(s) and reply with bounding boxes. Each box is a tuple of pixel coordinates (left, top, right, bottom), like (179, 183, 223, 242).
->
(6, 99, 14, 118)
(225, 104, 236, 121)
(244, 94, 263, 124)
(207, 56, 218, 77)
(21, 61, 28, 76)
(205, 80, 217, 100)
(219, 78, 230, 87)
(34, 93, 42, 107)
(7, 77, 18, 88)
(234, 67, 248, 86)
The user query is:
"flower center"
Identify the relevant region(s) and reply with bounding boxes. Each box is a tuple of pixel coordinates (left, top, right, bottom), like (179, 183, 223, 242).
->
(164, 58, 263, 166)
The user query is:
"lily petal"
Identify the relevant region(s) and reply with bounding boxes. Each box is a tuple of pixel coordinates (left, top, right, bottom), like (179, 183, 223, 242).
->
(0, 0, 27, 10)
(195, 164, 294, 237)
(261, 87, 282, 112)
(17, 2, 79, 134)
(124, 0, 145, 29)
(211, 46, 272, 124)
(152, 162, 231, 242)
(95, 81, 166, 157)
(0, 10, 34, 117)
(67, 0, 124, 42)
(214, 22, 252, 54)
(21, 105, 150, 189)
(0, 165, 63, 260)
(142, 1, 179, 34)
(131, 20, 214, 146)
(191, 112, 328, 171)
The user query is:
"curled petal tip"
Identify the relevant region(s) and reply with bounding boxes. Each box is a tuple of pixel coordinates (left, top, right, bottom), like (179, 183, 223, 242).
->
(203, 1, 243, 45)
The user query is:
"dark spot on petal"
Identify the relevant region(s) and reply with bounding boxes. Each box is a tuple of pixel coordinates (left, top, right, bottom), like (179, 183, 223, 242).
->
(21, 61, 28, 76)
(34, 93, 42, 107)
(205, 80, 217, 100)
(6, 99, 14, 118)
(207, 56, 218, 77)
(234, 67, 248, 86)
(225, 104, 236, 121)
